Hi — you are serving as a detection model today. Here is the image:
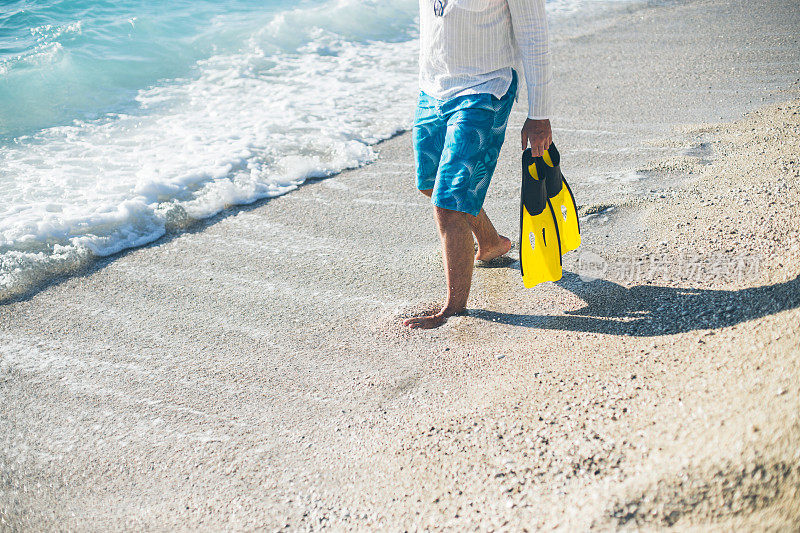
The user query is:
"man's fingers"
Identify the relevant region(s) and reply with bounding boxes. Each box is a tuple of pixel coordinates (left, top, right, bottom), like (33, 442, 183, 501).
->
(522, 133, 545, 156)
(521, 122, 553, 156)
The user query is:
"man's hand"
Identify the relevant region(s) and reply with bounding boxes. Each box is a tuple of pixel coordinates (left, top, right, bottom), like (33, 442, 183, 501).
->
(521, 118, 552, 157)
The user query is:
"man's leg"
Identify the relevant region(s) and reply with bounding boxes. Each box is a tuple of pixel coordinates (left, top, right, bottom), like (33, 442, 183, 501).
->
(418, 188, 512, 262)
(403, 206, 474, 329)
(404, 83, 516, 329)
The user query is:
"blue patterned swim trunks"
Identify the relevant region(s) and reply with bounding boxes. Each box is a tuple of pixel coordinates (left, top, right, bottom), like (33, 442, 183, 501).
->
(412, 71, 517, 217)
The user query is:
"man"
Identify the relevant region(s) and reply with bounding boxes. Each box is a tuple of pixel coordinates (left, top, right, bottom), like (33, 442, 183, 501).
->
(403, 0, 553, 329)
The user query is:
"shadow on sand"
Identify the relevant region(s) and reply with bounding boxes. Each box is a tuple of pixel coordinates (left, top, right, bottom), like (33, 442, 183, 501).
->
(472, 272, 800, 337)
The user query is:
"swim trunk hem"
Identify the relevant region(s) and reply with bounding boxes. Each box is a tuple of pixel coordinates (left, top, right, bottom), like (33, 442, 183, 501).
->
(431, 197, 480, 217)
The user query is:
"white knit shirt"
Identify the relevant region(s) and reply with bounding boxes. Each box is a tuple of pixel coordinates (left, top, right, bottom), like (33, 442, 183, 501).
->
(418, 0, 552, 119)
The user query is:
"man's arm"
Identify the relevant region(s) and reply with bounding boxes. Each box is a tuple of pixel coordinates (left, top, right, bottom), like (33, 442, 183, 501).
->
(507, 0, 552, 156)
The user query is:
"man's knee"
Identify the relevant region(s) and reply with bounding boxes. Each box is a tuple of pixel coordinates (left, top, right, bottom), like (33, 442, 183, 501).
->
(434, 205, 469, 229)
(420, 188, 433, 198)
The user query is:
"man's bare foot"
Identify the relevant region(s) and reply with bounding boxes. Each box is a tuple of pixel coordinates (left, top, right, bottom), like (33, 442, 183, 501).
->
(402, 312, 448, 329)
(475, 235, 512, 262)
(402, 307, 466, 329)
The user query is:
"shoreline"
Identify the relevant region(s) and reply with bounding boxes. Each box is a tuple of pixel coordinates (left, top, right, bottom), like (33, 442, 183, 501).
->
(3, 0, 800, 529)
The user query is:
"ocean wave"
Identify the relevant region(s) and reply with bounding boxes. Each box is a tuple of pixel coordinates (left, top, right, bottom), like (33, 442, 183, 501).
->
(0, 0, 419, 301)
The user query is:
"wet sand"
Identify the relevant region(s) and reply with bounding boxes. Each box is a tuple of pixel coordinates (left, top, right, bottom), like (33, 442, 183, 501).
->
(2, 0, 800, 529)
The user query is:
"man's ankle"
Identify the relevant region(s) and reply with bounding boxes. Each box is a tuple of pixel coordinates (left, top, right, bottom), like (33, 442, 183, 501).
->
(439, 305, 467, 318)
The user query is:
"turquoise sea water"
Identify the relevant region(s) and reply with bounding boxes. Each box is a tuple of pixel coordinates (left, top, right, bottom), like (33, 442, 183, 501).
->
(1, 0, 420, 139)
(0, 0, 624, 300)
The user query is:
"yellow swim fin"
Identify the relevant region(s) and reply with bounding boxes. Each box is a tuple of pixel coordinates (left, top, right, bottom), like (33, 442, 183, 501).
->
(520, 148, 562, 288)
(542, 143, 581, 255)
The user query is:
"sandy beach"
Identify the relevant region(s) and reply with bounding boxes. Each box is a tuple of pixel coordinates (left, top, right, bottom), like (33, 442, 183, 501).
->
(2, 0, 800, 530)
